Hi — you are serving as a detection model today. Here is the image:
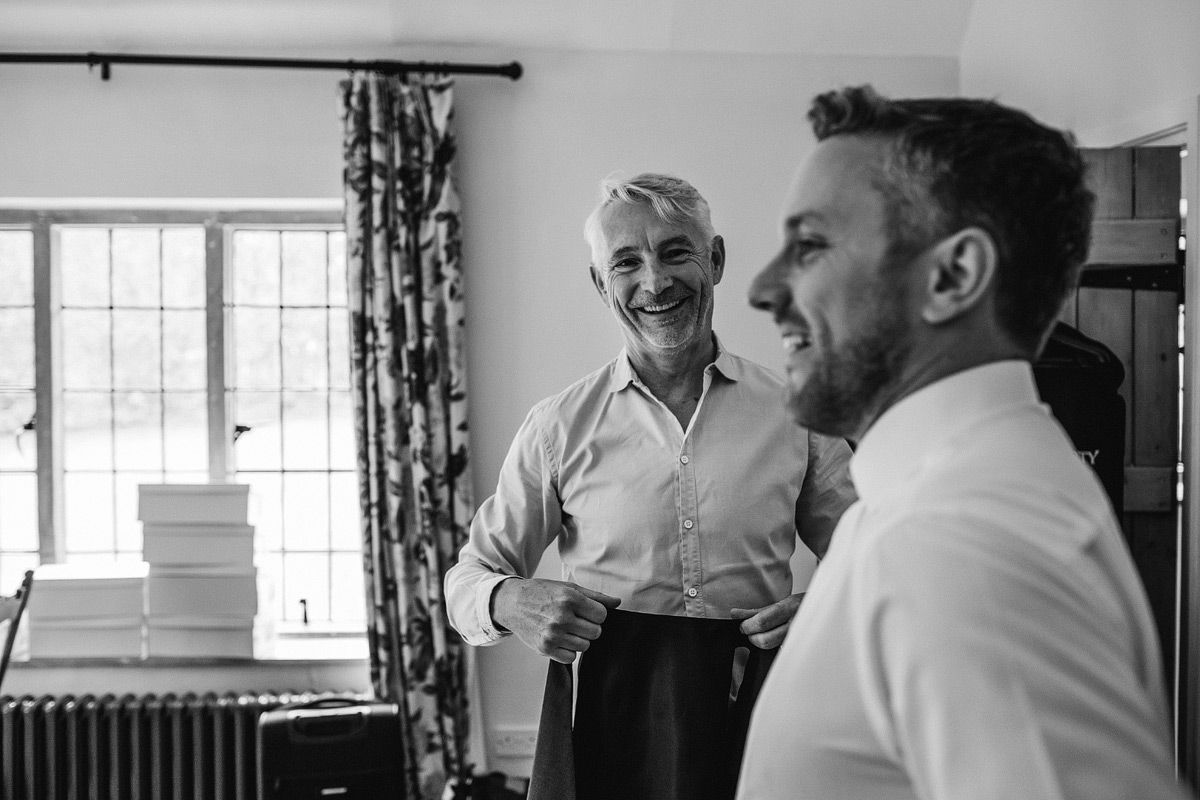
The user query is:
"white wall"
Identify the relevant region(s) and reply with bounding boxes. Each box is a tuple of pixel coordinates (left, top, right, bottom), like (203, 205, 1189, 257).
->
(960, 0, 1200, 144)
(0, 62, 344, 197)
(0, 45, 957, 774)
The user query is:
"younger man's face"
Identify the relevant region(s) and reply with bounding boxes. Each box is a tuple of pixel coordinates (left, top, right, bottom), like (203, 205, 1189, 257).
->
(749, 134, 922, 441)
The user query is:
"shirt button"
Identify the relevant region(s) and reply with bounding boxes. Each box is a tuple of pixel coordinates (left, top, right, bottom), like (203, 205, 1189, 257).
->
(687, 587, 698, 598)
(683, 519, 694, 529)
(680, 455, 690, 464)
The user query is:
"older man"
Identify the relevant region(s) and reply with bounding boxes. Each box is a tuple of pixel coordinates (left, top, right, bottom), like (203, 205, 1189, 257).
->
(737, 86, 1192, 800)
(446, 173, 855, 797)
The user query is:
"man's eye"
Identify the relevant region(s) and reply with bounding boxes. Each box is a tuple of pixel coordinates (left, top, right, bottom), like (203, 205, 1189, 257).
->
(663, 249, 690, 262)
(789, 239, 824, 265)
(611, 259, 639, 271)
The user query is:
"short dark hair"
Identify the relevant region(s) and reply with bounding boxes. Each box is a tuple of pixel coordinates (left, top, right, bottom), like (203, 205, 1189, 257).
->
(808, 85, 1095, 355)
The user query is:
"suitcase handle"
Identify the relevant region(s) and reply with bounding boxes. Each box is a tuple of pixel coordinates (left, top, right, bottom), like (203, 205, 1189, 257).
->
(287, 707, 369, 740)
(284, 697, 363, 712)
(280, 698, 391, 742)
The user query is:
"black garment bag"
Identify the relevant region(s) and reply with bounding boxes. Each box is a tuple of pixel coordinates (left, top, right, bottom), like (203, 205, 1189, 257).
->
(1033, 321, 1128, 518)
(529, 609, 776, 800)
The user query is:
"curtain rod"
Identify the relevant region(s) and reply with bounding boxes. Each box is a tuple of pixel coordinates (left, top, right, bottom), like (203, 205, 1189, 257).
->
(0, 51, 522, 81)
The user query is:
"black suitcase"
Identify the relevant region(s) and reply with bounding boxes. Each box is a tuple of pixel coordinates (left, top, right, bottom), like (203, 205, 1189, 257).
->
(257, 696, 405, 799)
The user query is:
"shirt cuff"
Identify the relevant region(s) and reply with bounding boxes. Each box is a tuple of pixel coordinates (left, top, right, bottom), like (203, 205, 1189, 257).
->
(474, 574, 519, 644)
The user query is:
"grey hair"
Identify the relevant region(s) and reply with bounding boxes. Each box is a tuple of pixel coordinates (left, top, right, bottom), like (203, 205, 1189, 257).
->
(583, 172, 716, 262)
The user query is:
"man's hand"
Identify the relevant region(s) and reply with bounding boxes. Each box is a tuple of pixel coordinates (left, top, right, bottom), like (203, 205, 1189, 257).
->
(491, 578, 621, 664)
(730, 593, 804, 649)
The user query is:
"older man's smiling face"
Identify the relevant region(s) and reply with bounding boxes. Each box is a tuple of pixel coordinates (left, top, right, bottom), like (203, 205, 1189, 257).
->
(590, 202, 723, 363)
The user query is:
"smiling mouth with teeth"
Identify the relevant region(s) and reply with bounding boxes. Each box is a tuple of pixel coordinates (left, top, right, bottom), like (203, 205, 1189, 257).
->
(638, 298, 688, 314)
(782, 332, 812, 353)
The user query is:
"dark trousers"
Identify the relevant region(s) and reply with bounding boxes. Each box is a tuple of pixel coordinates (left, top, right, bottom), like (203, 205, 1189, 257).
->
(528, 609, 776, 800)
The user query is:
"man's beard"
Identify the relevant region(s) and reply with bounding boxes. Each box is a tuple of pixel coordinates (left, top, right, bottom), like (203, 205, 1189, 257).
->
(786, 283, 911, 441)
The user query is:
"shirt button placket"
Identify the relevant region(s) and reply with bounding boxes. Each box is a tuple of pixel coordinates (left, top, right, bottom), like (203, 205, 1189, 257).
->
(679, 441, 702, 613)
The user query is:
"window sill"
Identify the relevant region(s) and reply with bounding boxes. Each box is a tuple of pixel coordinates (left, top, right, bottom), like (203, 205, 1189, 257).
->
(1, 635, 372, 697)
(271, 632, 369, 660)
(7, 623, 368, 664)
(6, 636, 367, 665)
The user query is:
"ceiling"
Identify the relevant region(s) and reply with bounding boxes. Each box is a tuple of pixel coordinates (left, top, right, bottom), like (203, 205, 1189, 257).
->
(0, 0, 978, 58)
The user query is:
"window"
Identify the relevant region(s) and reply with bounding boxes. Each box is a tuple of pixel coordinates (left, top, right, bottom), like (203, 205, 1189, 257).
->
(0, 207, 363, 639)
(59, 225, 209, 563)
(0, 230, 37, 592)
(227, 228, 360, 632)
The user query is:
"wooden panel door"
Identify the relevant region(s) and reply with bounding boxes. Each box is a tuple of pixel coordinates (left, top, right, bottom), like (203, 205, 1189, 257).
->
(1064, 146, 1183, 703)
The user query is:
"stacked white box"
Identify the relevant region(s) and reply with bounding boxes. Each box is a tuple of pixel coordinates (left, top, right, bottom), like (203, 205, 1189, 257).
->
(142, 523, 255, 568)
(26, 562, 147, 659)
(138, 484, 259, 658)
(138, 484, 253, 527)
(145, 615, 257, 659)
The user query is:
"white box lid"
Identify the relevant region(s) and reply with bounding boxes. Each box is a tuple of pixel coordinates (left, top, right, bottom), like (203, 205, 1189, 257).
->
(148, 565, 257, 578)
(30, 615, 145, 630)
(35, 562, 149, 583)
(147, 615, 257, 629)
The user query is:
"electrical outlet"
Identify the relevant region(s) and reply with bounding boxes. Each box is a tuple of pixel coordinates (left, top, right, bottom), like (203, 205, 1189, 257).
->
(491, 725, 539, 757)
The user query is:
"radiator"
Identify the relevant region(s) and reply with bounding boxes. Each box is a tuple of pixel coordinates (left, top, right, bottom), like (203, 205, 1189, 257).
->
(0, 691, 357, 800)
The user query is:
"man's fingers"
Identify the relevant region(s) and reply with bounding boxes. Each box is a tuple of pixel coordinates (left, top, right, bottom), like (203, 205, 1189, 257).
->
(561, 617, 602, 642)
(548, 647, 578, 664)
(739, 609, 777, 633)
(736, 595, 803, 636)
(543, 632, 593, 663)
(746, 625, 790, 650)
(557, 632, 593, 653)
(572, 587, 621, 625)
(729, 607, 760, 621)
(576, 586, 622, 608)
(520, 620, 595, 661)
(501, 579, 621, 661)
(737, 607, 782, 635)
(574, 586, 621, 606)
(572, 598, 609, 626)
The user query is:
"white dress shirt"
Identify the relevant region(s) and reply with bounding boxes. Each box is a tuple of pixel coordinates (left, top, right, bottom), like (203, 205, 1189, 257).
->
(445, 340, 856, 645)
(737, 360, 1189, 800)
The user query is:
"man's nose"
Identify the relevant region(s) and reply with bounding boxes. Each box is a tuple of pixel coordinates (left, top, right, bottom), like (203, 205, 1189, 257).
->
(639, 258, 674, 294)
(748, 254, 789, 314)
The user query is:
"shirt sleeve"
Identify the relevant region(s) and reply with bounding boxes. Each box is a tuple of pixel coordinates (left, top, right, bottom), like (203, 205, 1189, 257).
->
(794, 431, 856, 559)
(850, 513, 1184, 800)
(444, 404, 564, 646)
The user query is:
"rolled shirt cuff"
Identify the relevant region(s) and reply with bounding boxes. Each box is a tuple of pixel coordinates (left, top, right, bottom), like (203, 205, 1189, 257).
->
(470, 573, 520, 645)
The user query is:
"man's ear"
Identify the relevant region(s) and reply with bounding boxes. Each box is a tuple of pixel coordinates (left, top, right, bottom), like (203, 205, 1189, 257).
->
(710, 235, 726, 286)
(921, 227, 998, 325)
(589, 264, 611, 307)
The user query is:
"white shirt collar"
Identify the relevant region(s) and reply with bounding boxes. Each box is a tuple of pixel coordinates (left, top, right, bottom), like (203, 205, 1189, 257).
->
(850, 360, 1040, 503)
(609, 333, 741, 392)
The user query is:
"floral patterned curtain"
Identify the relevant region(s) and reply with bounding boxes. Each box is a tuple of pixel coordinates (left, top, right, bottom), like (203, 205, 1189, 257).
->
(341, 71, 474, 799)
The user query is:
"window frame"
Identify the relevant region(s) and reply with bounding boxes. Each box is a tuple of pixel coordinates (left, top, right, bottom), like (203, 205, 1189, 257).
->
(0, 206, 349, 614)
